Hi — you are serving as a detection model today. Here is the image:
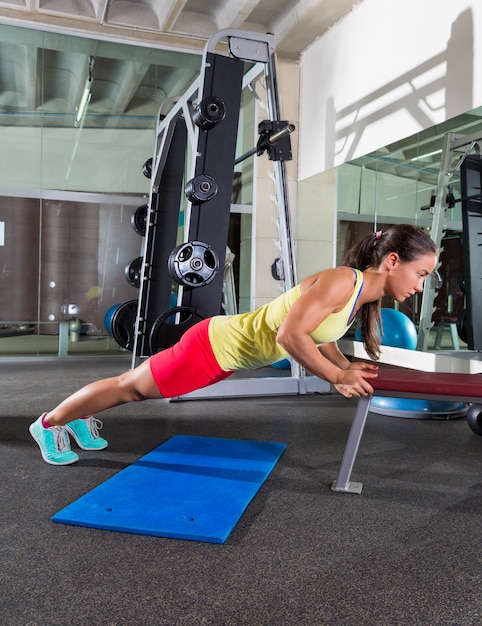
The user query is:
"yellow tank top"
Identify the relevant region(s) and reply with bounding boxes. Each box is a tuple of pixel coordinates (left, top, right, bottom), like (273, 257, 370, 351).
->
(209, 269, 364, 371)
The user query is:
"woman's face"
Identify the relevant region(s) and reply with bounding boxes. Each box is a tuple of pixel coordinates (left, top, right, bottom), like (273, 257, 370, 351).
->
(386, 252, 438, 302)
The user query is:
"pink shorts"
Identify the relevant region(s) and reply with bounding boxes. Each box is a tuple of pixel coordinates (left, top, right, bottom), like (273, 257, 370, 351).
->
(149, 318, 233, 398)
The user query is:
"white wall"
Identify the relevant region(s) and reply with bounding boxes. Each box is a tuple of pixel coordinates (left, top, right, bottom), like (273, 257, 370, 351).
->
(299, 0, 482, 180)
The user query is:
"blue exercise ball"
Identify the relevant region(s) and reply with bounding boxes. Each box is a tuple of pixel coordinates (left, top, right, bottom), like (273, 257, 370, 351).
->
(355, 308, 417, 350)
(104, 303, 121, 334)
(370, 396, 468, 420)
(271, 358, 291, 370)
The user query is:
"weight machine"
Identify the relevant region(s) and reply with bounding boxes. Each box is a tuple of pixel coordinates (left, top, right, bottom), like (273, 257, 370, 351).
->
(110, 29, 330, 398)
(418, 129, 482, 352)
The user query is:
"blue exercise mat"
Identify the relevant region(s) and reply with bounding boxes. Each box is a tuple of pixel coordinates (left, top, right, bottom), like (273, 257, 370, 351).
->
(52, 435, 286, 544)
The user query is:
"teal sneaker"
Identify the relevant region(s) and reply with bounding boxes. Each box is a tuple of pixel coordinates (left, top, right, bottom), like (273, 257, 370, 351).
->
(29, 414, 79, 465)
(65, 417, 108, 450)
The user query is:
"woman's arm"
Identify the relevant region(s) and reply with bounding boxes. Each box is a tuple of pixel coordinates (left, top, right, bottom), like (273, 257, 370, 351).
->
(317, 341, 351, 370)
(276, 267, 378, 397)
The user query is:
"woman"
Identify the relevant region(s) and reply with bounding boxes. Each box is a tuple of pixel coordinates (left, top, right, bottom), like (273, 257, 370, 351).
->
(30, 224, 438, 465)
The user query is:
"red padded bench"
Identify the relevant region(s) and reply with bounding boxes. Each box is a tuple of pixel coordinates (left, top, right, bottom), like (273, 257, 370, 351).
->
(331, 368, 482, 494)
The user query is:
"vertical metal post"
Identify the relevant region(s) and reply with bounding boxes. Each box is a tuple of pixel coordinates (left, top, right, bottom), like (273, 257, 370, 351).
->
(417, 132, 454, 351)
(331, 395, 371, 494)
(259, 35, 303, 382)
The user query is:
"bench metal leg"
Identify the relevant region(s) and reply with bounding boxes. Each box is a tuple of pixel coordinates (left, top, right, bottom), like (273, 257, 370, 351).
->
(331, 394, 372, 494)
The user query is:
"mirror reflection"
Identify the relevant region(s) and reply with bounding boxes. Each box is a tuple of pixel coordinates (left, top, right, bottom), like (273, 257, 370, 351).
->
(336, 106, 482, 354)
(0, 23, 202, 358)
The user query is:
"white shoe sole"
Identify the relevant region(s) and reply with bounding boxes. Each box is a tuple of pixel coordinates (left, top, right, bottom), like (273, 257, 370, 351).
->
(29, 424, 79, 465)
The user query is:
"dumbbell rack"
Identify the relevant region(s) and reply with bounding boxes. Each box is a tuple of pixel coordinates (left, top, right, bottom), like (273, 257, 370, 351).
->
(130, 29, 330, 398)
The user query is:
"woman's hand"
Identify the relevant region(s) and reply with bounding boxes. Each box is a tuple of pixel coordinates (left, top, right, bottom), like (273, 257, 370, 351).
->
(333, 364, 378, 398)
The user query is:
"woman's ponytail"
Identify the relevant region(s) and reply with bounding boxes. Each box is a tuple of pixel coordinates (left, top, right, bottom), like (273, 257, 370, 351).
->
(343, 224, 437, 360)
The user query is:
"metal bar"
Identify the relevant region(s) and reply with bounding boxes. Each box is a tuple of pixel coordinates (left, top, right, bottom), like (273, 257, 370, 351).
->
(331, 394, 372, 494)
(263, 45, 296, 291)
(172, 375, 330, 401)
(417, 132, 455, 351)
(450, 130, 482, 151)
(234, 146, 257, 165)
(206, 29, 272, 58)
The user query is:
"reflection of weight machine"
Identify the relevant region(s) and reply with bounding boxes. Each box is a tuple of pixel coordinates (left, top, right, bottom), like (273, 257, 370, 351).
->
(109, 29, 330, 397)
(418, 130, 482, 352)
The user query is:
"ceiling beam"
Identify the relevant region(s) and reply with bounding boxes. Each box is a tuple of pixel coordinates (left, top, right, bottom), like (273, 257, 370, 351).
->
(158, 0, 189, 32)
(215, 0, 262, 30)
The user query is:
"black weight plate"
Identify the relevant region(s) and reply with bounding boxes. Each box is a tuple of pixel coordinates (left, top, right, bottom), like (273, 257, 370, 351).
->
(111, 299, 138, 351)
(184, 174, 217, 204)
(168, 241, 219, 288)
(131, 204, 148, 236)
(124, 256, 143, 288)
(149, 306, 206, 352)
(142, 157, 152, 179)
(466, 404, 482, 435)
(193, 96, 226, 130)
(457, 308, 468, 344)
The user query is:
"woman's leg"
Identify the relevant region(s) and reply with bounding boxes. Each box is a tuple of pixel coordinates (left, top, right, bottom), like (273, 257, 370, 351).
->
(30, 319, 231, 464)
(44, 359, 162, 427)
(44, 318, 228, 428)
(30, 359, 163, 464)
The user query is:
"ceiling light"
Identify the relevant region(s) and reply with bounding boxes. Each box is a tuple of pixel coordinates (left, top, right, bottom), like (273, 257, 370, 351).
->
(75, 56, 95, 127)
(410, 149, 442, 161)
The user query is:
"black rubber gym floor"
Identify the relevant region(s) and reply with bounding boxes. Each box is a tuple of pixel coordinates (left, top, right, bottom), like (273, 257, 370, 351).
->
(1, 357, 480, 625)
